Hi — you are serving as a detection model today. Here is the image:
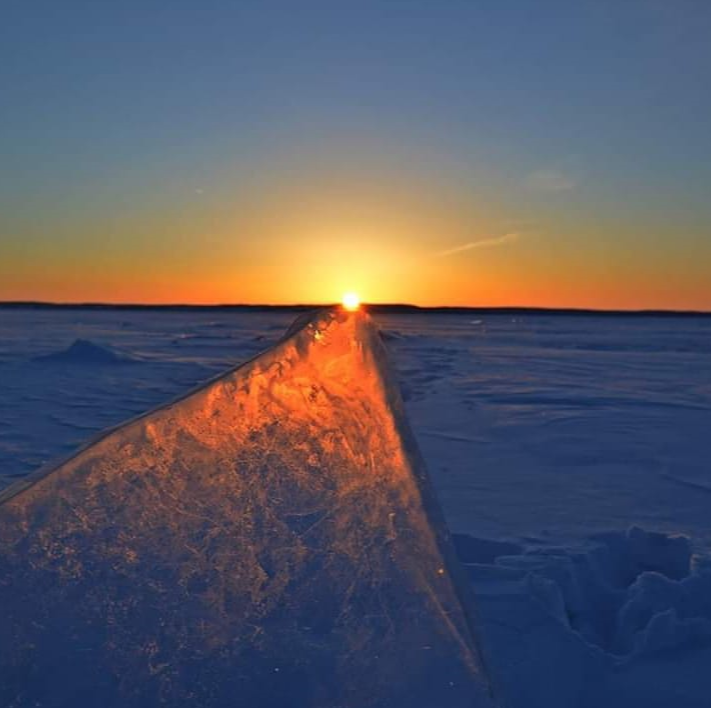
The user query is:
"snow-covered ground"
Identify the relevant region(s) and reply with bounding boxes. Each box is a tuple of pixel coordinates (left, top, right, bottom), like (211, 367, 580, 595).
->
(1, 307, 710, 707)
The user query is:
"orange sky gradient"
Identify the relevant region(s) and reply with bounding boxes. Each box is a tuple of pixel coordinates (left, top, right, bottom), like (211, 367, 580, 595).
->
(2, 167, 710, 311)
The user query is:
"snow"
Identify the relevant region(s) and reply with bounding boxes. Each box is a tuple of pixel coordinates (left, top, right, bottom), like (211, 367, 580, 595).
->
(0, 306, 710, 706)
(466, 527, 711, 707)
(33, 338, 141, 364)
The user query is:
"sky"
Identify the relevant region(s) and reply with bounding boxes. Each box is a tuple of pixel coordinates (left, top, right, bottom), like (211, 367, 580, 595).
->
(1, 0, 710, 309)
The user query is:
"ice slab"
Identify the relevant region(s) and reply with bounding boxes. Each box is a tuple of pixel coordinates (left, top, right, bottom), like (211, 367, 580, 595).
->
(0, 308, 494, 708)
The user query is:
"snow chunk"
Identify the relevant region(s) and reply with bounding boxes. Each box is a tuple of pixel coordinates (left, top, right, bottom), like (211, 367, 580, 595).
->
(592, 526, 692, 585)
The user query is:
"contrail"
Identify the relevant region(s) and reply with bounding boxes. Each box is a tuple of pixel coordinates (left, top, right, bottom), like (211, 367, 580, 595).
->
(437, 232, 519, 257)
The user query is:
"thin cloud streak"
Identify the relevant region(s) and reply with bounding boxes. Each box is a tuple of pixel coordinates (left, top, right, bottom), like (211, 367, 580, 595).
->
(437, 232, 519, 257)
(525, 169, 577, 192)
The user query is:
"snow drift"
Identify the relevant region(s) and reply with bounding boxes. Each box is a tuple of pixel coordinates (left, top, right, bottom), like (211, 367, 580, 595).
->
(33, 338, 140, 365)
(0, 308, 495, 708)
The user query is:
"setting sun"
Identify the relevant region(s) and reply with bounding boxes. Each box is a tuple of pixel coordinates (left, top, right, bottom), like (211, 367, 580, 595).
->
(342, 292, 360, 311)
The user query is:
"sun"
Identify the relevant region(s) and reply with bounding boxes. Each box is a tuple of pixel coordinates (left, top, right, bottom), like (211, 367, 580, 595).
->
(341, 292, 360, 311)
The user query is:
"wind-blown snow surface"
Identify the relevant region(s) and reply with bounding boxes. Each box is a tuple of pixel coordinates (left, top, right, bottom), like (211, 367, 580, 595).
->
(1, 307, 710, 707)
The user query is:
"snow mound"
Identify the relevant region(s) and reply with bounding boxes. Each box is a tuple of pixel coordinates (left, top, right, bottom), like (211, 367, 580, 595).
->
(592, 526, 692, 584)
(33, 338, 139, 364)
(0, 308, 494, 708)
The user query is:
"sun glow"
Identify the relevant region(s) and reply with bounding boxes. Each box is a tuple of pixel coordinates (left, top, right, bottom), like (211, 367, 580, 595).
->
(342, 292, 360, 311)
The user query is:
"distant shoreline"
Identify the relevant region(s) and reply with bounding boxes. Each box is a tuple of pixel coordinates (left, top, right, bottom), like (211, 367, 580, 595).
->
(1, 301, 709, 317)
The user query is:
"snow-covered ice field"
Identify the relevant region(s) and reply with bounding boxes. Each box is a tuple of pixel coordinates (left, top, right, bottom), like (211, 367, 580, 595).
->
(1, 306, 710, 707)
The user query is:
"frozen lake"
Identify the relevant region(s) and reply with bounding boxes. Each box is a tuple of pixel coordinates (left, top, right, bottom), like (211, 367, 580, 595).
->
(1, 307, 709, 546)
(2, 306, 711, 707)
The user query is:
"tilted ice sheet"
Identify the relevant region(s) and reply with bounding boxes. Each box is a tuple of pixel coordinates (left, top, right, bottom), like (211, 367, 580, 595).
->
(0, 309, 494, 708)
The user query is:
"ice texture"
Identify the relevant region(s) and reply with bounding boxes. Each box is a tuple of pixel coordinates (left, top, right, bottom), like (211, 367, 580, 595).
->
(0, 308, 494, 708)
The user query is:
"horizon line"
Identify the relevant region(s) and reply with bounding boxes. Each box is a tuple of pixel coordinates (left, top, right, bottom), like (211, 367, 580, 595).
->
(1, 300, 710, 317)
